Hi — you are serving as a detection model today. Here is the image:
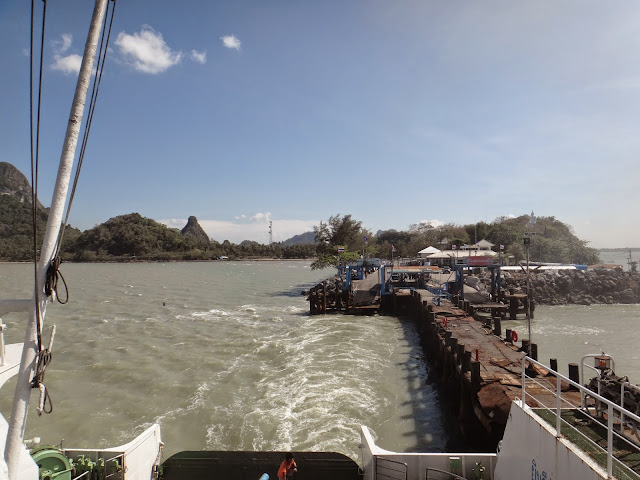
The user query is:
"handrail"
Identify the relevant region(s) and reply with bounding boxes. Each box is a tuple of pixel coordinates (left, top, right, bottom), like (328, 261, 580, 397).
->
(580, 354, 616, 384)
(376, 457, 407, 480)
(0, 318, 5, 367)
(579, 353, 615, 409)
(425, 467, 465, 479)
(522, 355, 640, 479)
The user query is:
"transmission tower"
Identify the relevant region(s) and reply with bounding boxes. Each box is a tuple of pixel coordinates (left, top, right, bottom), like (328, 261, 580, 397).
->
(269, 221, 273, 245)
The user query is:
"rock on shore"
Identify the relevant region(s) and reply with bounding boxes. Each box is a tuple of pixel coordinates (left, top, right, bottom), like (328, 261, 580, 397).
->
(495, 269, 640, 305)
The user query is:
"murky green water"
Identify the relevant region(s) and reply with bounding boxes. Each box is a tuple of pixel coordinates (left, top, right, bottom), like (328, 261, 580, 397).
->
(0, 261, 450, 460)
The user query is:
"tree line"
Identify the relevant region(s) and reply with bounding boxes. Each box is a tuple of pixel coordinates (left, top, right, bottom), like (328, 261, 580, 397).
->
(0, 204, 600, 266)
(310, 213, 600, 269)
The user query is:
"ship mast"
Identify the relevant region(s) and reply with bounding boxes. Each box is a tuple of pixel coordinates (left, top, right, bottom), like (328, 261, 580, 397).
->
(4, 1, 109, 477)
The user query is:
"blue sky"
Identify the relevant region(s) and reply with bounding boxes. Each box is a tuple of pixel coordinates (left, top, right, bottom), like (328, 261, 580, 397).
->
(2, 1, 640, 248)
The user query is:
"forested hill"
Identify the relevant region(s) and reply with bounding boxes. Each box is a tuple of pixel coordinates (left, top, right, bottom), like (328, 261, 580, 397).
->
(282, 231, 315, 246)
(0, 162, 317, 261)
(67, 213, 203, 261)
(1, 162, 601, 264)
(0, 162, 82, 260)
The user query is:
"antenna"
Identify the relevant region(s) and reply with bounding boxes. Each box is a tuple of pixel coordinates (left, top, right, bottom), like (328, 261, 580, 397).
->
(269, 221, 273, 245)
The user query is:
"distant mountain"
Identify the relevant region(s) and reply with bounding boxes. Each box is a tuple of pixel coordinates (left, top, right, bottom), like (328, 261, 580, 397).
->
(0, 162, 84, 260)
(282, 231, 316, 246)
(1, 162, 33, 200)
(181, 215, 210, 249)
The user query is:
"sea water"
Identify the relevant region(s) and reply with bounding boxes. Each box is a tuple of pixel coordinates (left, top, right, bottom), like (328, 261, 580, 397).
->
(0, 261, 450, 460)
(1, 261, 639, 461)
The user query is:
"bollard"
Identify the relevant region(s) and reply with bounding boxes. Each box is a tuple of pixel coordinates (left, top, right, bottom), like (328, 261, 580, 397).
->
(505, 329, 512, 343)
(463, 299, 470, 314)
(493, 316, 501, 337)
(521, 339, 530, 355)
(531, 343, 538, 361)
(568, 363, 580, 388)
(550, 358, 558, 372)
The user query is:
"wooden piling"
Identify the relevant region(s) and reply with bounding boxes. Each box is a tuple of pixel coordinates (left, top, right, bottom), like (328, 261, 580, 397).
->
(462, 350, 471, 373)
(456, 343, 464, 365)
(322, 281, 327, 314)
(509, 296, 518, 320)
(471, 361, 481, 392)
(493, 316, 501, 337)
(531, 343, 538, 361)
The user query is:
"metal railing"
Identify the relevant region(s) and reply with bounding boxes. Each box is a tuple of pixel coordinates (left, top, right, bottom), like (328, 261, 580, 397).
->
(425, 286, 450, 303)
(521, 356, 640, 479)
(0, 318, 6, 367)
(376, 457, 408, 480)
(425, 467, 465, 479)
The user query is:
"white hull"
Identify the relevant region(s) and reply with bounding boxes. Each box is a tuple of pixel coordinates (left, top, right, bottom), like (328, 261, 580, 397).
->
(494, 401, 609, 480)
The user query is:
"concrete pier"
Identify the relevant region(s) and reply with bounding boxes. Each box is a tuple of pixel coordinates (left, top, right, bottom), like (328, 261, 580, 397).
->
(399, 289, 581, 449)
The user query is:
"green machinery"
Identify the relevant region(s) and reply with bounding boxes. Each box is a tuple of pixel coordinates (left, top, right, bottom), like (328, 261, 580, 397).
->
(30, 447, 122, 480)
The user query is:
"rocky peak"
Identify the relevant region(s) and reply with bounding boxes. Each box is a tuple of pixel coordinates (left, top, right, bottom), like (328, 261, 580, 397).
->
(0, 162, 46, 209)
(181, 216, 210, 248)
(0, 162, 31, 199)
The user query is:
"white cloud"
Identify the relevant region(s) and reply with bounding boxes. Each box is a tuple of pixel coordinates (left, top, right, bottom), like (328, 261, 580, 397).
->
(221, 35, 241, 50)
(53, 33, 73, 54)
(250, 212, 271, 222)
(160, 215, 317, 244)
(115, 26, 182, 74)
(50, 33, 82, 75)
(52, 53, 82, 75)
(190, 50, 207, 64)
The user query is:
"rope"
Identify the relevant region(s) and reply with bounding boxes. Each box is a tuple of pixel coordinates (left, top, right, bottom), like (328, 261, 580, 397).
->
(44, 256, 69, 304)
(32, 352, 53, 415)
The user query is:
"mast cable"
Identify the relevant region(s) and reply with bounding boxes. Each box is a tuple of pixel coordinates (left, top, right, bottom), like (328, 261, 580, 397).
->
(50, 0, 117, 304)
(29, 0, 54, 414)
(29, 0, 48, 354)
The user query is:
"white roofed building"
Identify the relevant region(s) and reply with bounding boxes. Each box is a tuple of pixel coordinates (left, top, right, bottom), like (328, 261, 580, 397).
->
(418, 246, 441, 258)
(423, 239, 498, 267)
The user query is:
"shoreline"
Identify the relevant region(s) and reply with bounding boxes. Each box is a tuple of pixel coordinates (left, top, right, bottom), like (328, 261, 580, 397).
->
(0, 257, 316, 264)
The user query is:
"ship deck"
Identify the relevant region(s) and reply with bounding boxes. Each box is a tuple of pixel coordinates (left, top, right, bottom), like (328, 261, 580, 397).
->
(535, 408, 640, 480)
